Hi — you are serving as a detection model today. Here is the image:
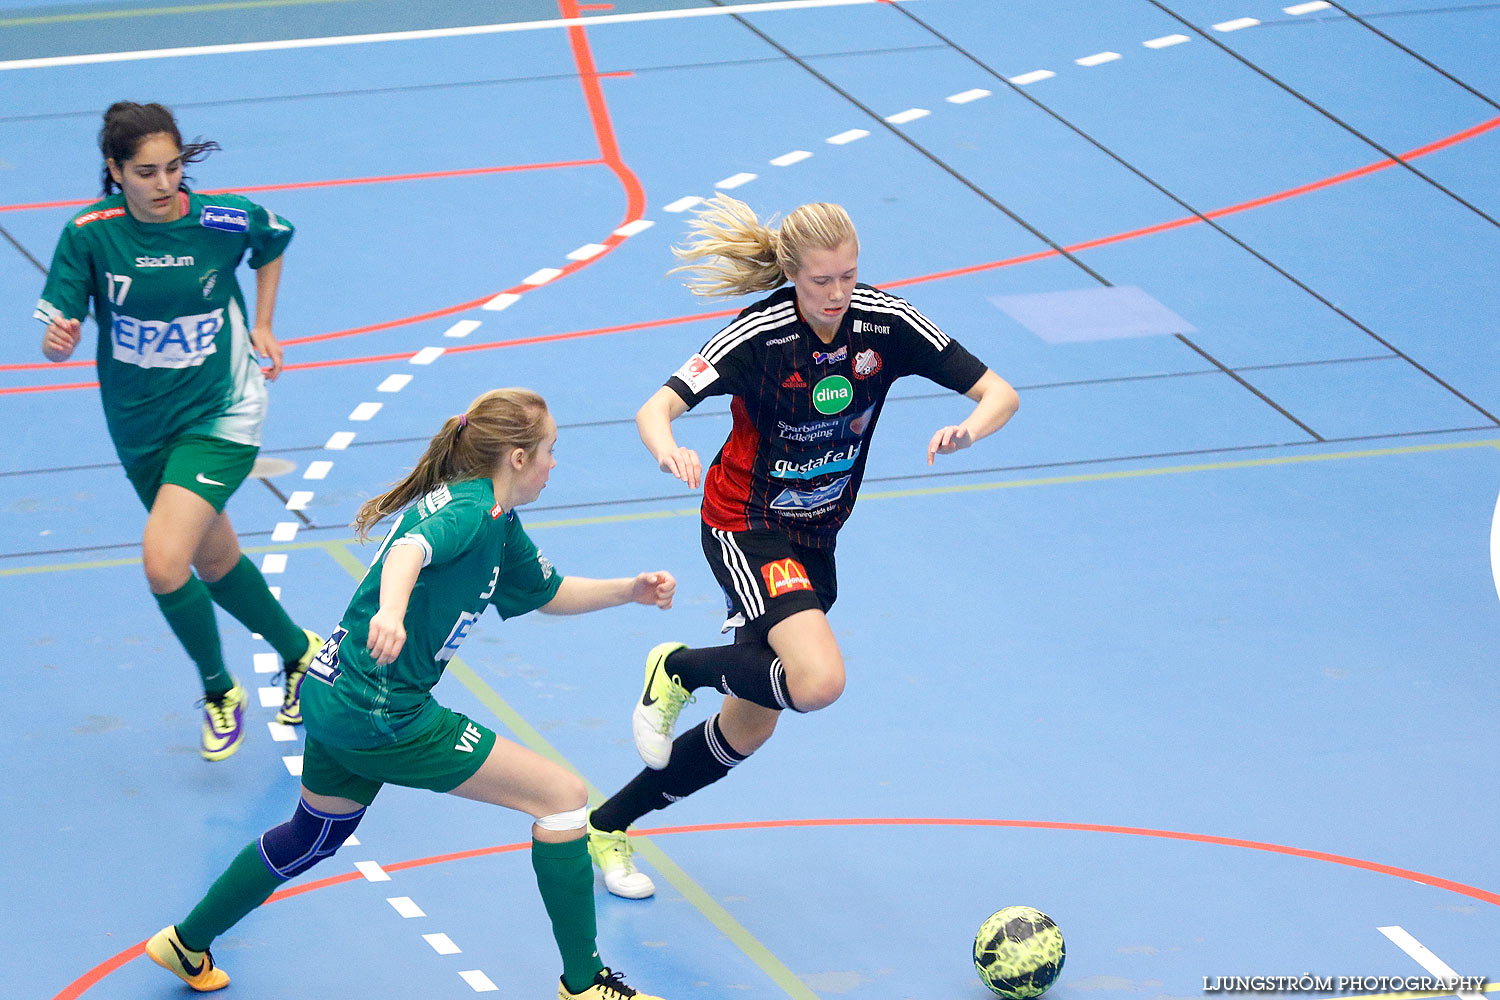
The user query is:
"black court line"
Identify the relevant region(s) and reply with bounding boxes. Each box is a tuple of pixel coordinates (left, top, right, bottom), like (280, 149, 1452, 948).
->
(1, 223, 47, 275)
(1320, 0, 1500, 112)
(7, 422, 1495, 561)
(705, 0, 1331, 443)
(0, 45, 951, 125)
(1147, 0, 1500, 232)
(885, 4, 1500, 430)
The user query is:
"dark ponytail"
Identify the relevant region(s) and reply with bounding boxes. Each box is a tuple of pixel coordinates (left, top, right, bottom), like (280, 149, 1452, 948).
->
(98, 101, 220, 195)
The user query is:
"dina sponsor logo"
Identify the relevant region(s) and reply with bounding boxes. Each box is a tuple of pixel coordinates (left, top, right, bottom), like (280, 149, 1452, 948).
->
(812, 375, 853, 415)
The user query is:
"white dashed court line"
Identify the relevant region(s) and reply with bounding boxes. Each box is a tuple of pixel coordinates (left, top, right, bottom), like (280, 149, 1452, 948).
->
(272, 521, 300, 541)
(946, 87, 991, 103)
(423, 933, 462, 955)
(459, 970, 499, 993)
(770, 149, 812, 166)
(354, 861, 391, 882)
(1285, 0, 1331, 11)
(267, 722, 297, 742)
(827, 128, 869, 144)
(1213, 16, 1260, 31)
(388, 896, 426, 918)
(261, 553, 288, 574)
(349, 402, 382, 421)
(614, 218, 655, 236)
(303, 461, 333, 480)
(253, 652, 279, 674)
(258, 686, 284, 708)
(343, 834, 359, 846)
(715, 171, 757, 189)
(268, 585, 281, 599)
(1076, 51, 1121, 66)
(324, 431, 355, 451)
(521, 268, 562, 286)
(1144, 33, 1190, 48)
(443, 320, 483, 338)
(377, 373, 412, 392)
(1377, 927, 1484, 1000)
(410, 346, 445, 365)
(282, 755, 303, 776)
(285, 491, 314, 511)
(663, 195, 703, 212)
(885, 107, 930, 124)
(566, 242, 608, 260)
(481, 292, 520, 312)
(1008, 70, 1055, 85)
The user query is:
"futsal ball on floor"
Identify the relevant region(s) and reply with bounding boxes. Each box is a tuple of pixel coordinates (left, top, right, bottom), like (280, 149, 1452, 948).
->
(973, 906, 1065, 999)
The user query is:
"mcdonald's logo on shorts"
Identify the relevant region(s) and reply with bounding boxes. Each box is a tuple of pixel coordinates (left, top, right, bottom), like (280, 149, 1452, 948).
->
(760, 558, 813, 598)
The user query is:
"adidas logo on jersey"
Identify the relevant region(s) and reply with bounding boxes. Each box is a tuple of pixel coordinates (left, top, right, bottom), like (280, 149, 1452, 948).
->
(781, 372, 807, 388)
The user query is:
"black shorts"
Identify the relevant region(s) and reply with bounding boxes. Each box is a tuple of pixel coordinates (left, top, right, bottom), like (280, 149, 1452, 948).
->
(701, 523, 837, 640)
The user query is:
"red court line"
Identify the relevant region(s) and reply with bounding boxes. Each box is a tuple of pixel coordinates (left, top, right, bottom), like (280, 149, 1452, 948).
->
(52, 815, 1498, 999)
(10, 106, 1495, 395)
(0, 159, 604, 215)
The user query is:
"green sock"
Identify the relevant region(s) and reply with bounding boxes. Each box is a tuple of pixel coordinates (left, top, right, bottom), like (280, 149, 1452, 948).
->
(205, 555, 308, 662)
(531, 836, 603, 994)
(176, 841, 284, 952)
(154, 577, 230, 698)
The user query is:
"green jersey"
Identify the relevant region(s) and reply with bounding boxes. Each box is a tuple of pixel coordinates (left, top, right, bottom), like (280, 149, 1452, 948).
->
(304, 478, 564, 749)
(33, 189, 293, 468)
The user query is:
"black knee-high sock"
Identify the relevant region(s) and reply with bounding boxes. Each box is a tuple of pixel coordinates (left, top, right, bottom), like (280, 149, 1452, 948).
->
(591, 714, 748, 832)
(665, 644, 798, 712)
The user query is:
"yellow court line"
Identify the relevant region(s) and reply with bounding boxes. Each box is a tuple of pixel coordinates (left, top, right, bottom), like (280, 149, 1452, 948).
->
(0, 0, 372, 29)
(3, 436, 1498, 578)
(319, 541, 820, 999)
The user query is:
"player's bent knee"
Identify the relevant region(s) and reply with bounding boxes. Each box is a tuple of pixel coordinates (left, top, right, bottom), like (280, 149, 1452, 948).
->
(259, 800, 366, 880)
(795, 674, 846, 712)
(534, 804, 588, 832)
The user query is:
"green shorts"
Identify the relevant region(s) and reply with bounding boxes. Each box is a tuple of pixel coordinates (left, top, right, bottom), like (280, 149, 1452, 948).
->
(300, 706, 498, 807)
(124, 434, 258, 513)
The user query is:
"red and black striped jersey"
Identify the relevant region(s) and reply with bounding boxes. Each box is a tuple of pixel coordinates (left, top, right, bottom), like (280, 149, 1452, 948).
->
(666, 283, 987, 547)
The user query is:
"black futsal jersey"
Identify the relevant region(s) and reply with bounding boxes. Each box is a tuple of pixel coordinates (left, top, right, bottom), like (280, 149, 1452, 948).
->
(666, 282, 988, 547)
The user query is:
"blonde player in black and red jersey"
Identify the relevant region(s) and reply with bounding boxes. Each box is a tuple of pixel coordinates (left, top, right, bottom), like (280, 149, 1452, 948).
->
(585, 194, 1020, 898)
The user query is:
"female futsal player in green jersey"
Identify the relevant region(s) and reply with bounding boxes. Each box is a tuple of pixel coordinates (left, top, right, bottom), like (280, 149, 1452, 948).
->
(34, 102, 317, 760)
(148, 389, 676, 1000)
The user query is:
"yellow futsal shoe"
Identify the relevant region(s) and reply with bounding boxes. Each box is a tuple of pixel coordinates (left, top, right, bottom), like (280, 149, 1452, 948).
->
(631, 641, 692, 769)
(586, 821, 656, 899)
(275, 628, 322, 725)
(560, 967, 665, 1000)
(199, 682, 247, 762)
(146, 926, 229, 992)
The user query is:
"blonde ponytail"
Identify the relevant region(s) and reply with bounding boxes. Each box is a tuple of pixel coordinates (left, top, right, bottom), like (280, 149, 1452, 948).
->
(670, 194, 859, 298)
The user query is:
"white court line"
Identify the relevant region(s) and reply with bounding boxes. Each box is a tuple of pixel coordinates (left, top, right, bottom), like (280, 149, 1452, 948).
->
(424, 933, 462, 955)
(283, 755, 303, 777)
(885, 108, 930, 124)
(827, 128, 869, 144)
(0, 0, 915, 71)
(272, 521, 300, 541)
(354, 861, 391, 883)
(716, 172, 757, 189)
(286, 491, 314, 511)
(344, 835, 360, 846)
(459, 970, 499, 993)
(663, 195, 703, 212)
(324, 431, 355, 450)
(258, 687, 284, 708)
(1377, 926, 1483, 1000)
(261, 553, 288, 574)
(1213, 17, 1261, 31)
(947, 88, 991, 103)
(410, 346, 445, 365)
(267, 722, 297, 742)
(377, 373, 412, 392)
(1076, 51, 1121, 67)
(443, 320, 483, 338)
(1008, 70, 1055, 85)
(388, 897, 426, 918)
(566, 242, 608, 260)
(1285, 0, 1332, 12)
(349, 402, 382, 421)
(268, 585, 281, 599)
(615, 219, 655, 236)
(1144, 33, 1191, 48)
(771, 150, 812, 166)
(1491, 487, 1500, 604)
(481, 293, 519, 313)
(304, 460, 333, 480)
(521, 268, 562, 286)
(253, 652, 279, 674)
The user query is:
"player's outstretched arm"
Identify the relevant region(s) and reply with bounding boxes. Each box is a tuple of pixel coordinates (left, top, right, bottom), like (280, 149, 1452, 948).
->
(637, 386, 701, 488)
(41, 317, 83, 362)
(927, 369, 1019, 465)
(250, 255, 285, 381)
(540, 572, 677, 615)
(367, 543, 424, 665)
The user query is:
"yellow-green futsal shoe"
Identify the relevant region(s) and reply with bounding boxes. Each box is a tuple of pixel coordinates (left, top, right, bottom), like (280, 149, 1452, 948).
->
(631, 641, 692, 769)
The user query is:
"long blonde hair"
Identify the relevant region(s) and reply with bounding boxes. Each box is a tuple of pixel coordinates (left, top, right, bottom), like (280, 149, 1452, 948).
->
(353, 388, 549, 540)
(670, 194, 859, 297)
